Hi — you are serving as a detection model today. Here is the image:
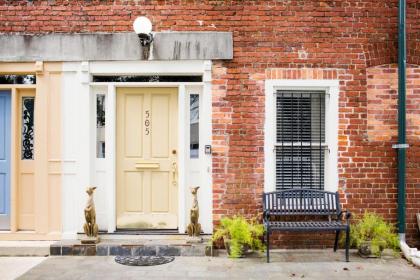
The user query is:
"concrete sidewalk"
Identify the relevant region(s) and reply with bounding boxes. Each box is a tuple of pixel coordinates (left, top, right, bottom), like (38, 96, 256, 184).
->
(0, 241, 54, 256)
(17, 250, 419, 280)
(0, 257, 46, 280)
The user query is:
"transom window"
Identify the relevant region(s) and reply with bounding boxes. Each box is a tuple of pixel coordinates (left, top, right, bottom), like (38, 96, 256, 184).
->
(275, 91, 326, 190)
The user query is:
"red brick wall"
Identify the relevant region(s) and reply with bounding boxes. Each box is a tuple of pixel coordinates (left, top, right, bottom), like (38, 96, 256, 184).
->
(366, 64, 420, 246)
(1, 0, 419, 247)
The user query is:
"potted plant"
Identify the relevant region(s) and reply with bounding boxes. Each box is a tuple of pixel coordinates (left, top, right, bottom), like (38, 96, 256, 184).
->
(212, 216, 265, 258)
(347, 212, 399, 258)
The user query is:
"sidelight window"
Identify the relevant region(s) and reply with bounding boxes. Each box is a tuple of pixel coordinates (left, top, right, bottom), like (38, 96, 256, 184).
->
(21, 97, 35, 160)
(96, 94, 106, 158)
(190, 94, 199, 158)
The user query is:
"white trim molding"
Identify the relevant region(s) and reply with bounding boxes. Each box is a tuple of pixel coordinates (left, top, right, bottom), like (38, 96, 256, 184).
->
(264, 79, 339, 193)
(61, 60, 213, 237)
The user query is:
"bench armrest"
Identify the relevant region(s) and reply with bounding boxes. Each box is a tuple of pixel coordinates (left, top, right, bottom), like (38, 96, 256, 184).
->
(339, 210, 352, 224)
(263, 210, 270, 224)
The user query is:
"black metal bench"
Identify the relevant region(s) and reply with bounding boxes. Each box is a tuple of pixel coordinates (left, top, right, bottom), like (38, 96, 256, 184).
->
(263, 189, 351, 262)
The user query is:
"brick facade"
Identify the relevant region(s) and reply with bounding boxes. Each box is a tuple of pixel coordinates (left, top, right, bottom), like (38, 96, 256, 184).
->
(366, 64, 420, 246)
(1, 0, 419, 247)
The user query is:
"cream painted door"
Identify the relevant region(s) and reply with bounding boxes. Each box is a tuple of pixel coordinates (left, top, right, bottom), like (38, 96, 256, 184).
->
(116, 87, 178, 229)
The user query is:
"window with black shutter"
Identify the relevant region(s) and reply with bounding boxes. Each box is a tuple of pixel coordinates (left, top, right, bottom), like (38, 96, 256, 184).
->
(275, 91, 326, 190)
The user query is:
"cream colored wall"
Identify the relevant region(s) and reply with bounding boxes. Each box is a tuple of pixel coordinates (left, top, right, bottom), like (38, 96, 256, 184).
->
(0, 62, 62, 240)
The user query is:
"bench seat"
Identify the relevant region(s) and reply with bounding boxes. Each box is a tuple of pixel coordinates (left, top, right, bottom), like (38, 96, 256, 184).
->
(268, 221, 348, 231)
(263, 189, 351, 263)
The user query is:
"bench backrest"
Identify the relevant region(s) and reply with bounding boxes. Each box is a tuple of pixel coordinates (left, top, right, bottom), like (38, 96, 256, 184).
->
(263, 189, 341, 216)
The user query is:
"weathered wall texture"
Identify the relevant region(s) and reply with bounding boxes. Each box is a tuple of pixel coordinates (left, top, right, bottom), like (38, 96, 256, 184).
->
(1, 0, 419, 247)
(366, 64, 420, 244)
(0, 32, 233, 61)
(367, 65, 420, 142)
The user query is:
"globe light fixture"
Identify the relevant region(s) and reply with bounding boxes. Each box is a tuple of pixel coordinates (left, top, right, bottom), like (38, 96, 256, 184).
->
(133, 16, 153, 47)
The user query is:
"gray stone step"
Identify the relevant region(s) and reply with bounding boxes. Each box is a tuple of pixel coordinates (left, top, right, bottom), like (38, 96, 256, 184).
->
(50, 236, 211, 257)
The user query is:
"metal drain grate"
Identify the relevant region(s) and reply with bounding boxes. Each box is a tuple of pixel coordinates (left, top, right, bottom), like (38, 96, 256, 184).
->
(115, 256, 175, 266)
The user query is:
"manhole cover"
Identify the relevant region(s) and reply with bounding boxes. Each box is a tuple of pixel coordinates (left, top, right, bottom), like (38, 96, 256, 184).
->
(115, 256, 175, 266)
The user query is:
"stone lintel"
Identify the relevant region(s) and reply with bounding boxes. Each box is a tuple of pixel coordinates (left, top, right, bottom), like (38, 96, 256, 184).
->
(0, 32, 233, 62)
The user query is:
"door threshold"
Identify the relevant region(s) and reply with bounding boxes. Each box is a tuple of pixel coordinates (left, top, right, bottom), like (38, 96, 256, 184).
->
(113, 229, 181, 235)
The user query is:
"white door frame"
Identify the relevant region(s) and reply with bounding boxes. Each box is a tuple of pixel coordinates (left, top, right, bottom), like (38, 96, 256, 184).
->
(61, 60, 213, 238)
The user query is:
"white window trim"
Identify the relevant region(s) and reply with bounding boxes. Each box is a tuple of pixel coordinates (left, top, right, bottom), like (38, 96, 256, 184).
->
(264, 79, 339, 193)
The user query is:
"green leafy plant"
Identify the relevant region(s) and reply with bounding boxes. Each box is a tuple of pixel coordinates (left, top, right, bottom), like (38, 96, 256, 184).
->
(346, 212, 399, 256)
(212, 216, 265, 258)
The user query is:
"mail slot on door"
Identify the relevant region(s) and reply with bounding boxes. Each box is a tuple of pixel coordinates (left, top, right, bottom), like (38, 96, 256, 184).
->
(135, 162, 160, 169)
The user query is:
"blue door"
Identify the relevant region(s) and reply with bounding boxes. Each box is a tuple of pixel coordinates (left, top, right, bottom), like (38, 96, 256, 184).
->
(0, 91, 11, 230)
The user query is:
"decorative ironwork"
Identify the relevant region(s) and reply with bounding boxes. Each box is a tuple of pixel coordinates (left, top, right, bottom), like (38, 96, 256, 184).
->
(22, 97, 35, 160)
(0, 75, 36, 85)
(149, 75, 160, 82)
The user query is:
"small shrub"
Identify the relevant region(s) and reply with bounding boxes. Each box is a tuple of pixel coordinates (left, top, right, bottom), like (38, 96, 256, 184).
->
(345, 212, 399, 256)
(212, 216, 265, 258)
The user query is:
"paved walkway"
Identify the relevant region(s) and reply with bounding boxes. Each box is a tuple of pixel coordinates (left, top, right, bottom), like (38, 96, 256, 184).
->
(0, 241, 53, 256)
(0, 257, 46, 280)
(16, 250, 419, 280)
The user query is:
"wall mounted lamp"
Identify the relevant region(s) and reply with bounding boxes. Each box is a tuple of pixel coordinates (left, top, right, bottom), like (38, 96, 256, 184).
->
(133, 16, 153, 59)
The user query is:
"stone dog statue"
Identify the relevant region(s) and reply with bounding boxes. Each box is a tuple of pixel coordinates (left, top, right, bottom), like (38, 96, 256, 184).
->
(187, 186, 201, 237)
(83, 186, 99, 241)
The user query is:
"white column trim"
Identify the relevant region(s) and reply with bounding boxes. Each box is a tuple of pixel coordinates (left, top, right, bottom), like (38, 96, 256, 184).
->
(202, 60, 213, 233)
(107, 85, 117, 233)
(178, 85, 187, 233)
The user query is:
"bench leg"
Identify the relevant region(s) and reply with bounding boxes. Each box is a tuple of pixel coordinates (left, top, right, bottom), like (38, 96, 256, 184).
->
(345, 228, 350, 262)
(266, 228, 270, 263)
(334, 230, 340, 252)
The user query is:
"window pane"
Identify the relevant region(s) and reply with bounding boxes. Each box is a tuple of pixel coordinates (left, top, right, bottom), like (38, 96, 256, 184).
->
(96, 94, 106, 158)
(276, 92, 325, 143)
(275, 91, 325, 190)
(190, 94, 199, 158)
(0, 75, 36, 85)
(22, 97, 35, 160)
(275, 146, 325, 190)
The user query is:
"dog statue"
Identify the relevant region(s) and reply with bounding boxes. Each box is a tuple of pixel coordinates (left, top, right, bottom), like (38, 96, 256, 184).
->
(82, 186, 99, 243)
(187, 186, 201, 237)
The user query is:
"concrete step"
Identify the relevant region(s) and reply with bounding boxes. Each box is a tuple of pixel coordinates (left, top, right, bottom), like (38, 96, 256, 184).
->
(89, 233, 200, 240)
(0, 241, 54, 256)
(51, 235, 211, 257)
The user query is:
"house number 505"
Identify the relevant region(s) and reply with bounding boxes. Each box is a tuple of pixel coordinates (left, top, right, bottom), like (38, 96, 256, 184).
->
(145, 110, 150, 135)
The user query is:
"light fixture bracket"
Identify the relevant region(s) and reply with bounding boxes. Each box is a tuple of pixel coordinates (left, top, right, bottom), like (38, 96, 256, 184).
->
(138, 33, 154, 47)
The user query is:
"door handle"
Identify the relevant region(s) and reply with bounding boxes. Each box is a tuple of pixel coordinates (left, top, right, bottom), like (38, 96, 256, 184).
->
(172, 161, 177, 185)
